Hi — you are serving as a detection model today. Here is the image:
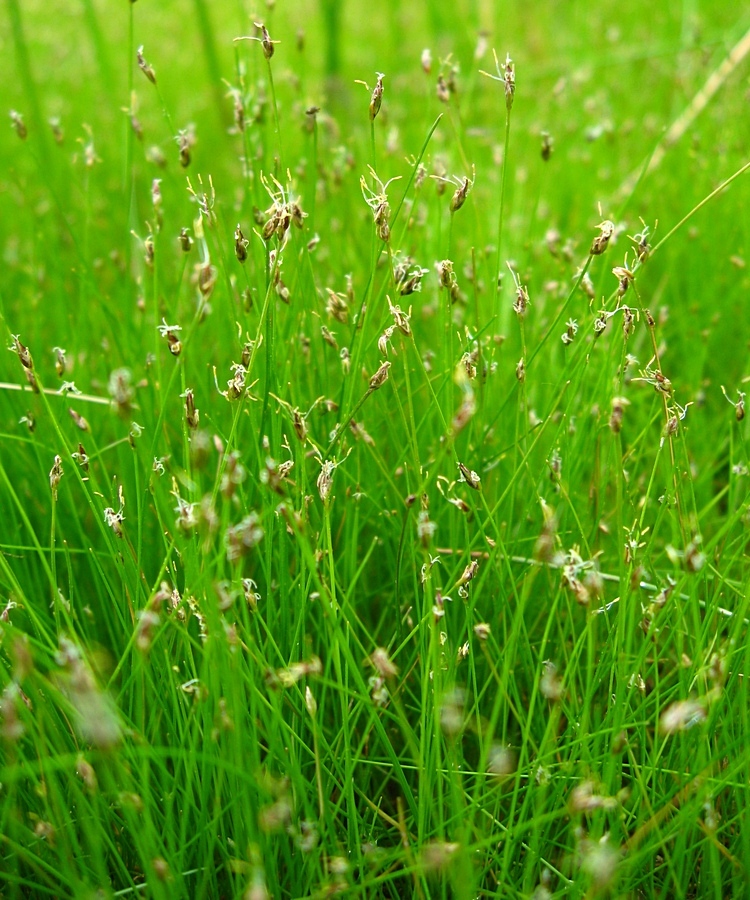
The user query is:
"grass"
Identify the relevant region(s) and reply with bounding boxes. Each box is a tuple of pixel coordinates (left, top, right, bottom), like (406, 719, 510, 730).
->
(1, 0, 750, 897)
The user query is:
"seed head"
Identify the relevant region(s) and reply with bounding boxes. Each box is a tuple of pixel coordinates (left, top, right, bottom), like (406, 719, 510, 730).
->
(9, 334, 33, 370)
(561, 318, 578, 345)
(378, 326, 395, 356)
(234, 224, 249, 262)
(182, 388, 199, 429)
(457, 461, 481, 490)
(9, 110, 27, 140)
(178, 130, 192, 168)
(436, 74, 450, 104)
(52, 346, 67, 377)
(369, 647, 398, 679)
(317, 460, 336, 504)
(450, 176, 473, 213)
(609, 396, 629, 433)
(225, 513, 264, 561)
(136, 46, 156, 84)
(157, 319, 182, 356)
(513, 282, 530, 318)
(73, 443, 89, 472)
(436, 259, 454, 288)
(103, 506, 124, 538)
(369, 73, 385, 121)
(659, 698, 706, 734)
(541, 131, 553, 160)
(458, 560, 479, 587)
(68, 409, 89, 432)
(503, 54, 515, 110)
(721, 386, 745, 421)
(49, 116, 64, 144)
(590, 220, 615, 256)
(325, 288, 349, 323)
(540, 661, 563, 701)
(369, 360, 391, 391)
(416, 510, 437, 546)
(49, 455, 64, 501)
(320, 326, 338, 350)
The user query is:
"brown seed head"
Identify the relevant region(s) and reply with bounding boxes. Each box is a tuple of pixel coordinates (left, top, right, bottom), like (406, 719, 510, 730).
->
(457, 461, 481, 491)
(590, 220, 615, 256)
(49, 455, 64, 501)
(450, 176, 472, 213)
(136, 46, 156, 84)
(541, 131, 553, 160)
(256, 22, 276, 59)
(369, 360, 391, 391)
(234, 224, 249, 262)
(369, 73, 385, 121)
(9, 110, 27, 140)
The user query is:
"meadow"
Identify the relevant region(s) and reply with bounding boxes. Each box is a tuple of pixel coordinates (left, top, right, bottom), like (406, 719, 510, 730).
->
(1, 0, 750, 896)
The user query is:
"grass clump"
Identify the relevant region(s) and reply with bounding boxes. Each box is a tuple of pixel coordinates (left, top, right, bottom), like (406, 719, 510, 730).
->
(1, 1, 750, 897)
